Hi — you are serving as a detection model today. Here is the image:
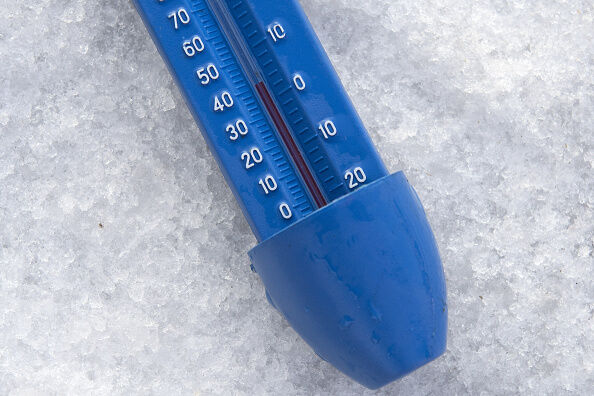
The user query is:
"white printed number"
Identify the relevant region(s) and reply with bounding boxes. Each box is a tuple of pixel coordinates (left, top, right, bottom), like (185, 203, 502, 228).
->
(318, 120, 337, 139)
(197, 64, 219, 85)
(213, 92, 234, 112)
(259, 175, 278, 195)
(168, 8, 190, 30)
(183, 36, 205, 57)
(241, 148, 263, 169)
(293, 74, 306, 91)
(279, 203, 292, 219)
(345, 167, 367, 189)
(267, 23, 286, 42)
(226, 119, 248, 141)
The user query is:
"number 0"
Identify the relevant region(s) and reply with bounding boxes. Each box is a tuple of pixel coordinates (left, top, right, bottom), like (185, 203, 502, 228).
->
(293, 74, 306, 91)
(279, 203, 292, 219)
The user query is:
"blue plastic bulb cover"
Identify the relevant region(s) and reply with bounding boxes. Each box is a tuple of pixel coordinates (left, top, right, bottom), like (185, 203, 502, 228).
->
(250, 172, 447, 389)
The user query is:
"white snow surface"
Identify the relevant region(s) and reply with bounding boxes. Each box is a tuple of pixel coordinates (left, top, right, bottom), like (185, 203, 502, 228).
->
(0, 0, 592, 394)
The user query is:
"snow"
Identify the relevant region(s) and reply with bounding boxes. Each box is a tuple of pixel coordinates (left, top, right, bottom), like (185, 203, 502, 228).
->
(0, 0, 592, 394)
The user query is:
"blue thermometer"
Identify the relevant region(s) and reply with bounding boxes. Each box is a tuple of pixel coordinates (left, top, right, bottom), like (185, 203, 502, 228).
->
(132, 0, 447, 389)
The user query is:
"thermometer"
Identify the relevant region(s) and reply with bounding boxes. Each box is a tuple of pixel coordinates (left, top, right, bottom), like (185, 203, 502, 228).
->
(132, 0, 447, 389)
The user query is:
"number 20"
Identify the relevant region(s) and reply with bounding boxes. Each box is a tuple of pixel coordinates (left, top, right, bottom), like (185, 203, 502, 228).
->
(345, 167, 367, 189)
(241, 148, 263, 169)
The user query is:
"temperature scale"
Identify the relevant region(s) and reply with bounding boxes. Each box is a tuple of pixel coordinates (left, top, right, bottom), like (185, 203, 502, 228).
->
(132, 0, 447, 389)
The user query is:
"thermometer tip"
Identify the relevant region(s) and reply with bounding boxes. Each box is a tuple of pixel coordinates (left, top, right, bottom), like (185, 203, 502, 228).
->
(249, 171, 447, 389)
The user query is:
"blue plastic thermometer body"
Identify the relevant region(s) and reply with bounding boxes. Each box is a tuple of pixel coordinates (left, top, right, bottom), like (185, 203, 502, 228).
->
(133, 0, 447, 389)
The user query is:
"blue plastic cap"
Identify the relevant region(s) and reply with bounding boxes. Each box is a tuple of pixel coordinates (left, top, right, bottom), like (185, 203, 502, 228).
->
(249, 172, 447, 389)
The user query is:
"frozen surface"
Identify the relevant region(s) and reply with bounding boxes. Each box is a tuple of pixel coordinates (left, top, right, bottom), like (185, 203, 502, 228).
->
(0, 0, 592, 394)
